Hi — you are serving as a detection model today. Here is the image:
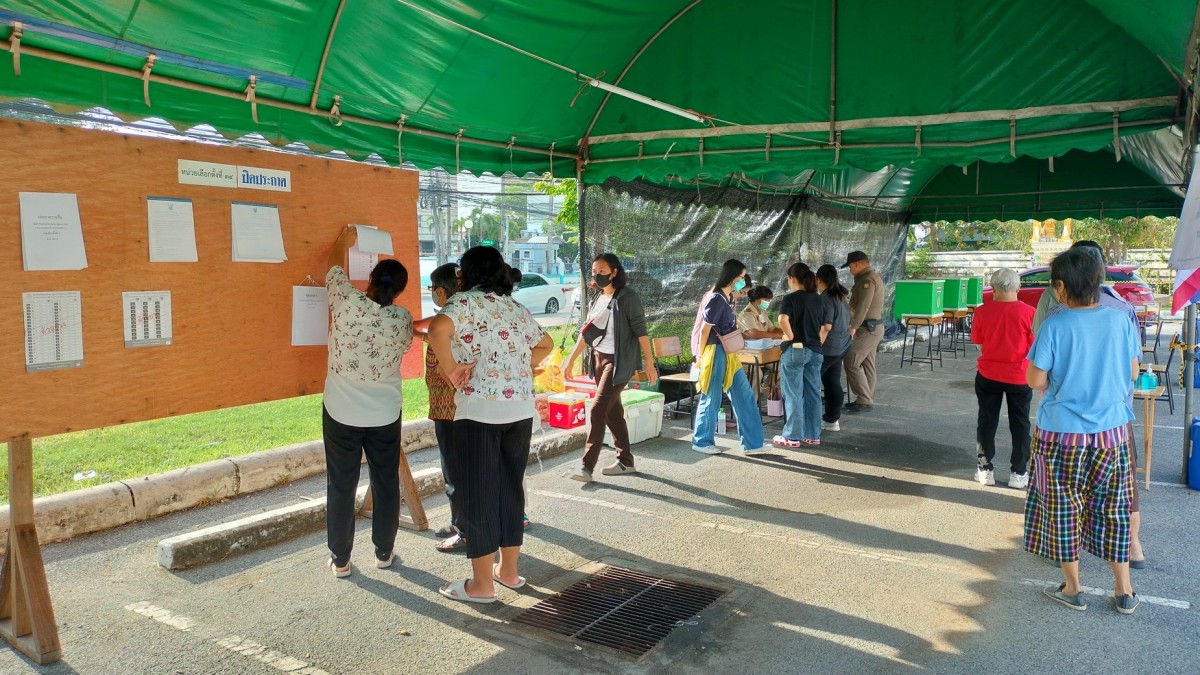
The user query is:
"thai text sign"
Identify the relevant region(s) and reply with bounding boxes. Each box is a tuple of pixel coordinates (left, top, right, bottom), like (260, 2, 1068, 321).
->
(178, 160, 292, 192)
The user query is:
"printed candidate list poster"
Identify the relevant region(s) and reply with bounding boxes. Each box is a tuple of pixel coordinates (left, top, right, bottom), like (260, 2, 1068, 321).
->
(122, 291, 173, 347)
(20, 192, 89, 271)
(23, 291, 84, 372)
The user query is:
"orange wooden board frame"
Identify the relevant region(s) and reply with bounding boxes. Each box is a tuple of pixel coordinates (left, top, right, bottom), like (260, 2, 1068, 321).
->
(0, 119, 423, 442)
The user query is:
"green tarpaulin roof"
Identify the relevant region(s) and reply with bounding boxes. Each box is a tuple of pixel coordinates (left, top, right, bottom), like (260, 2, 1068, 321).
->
(0, 1, 1193, 204)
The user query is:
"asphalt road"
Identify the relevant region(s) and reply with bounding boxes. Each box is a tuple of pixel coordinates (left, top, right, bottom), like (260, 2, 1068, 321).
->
(2, 335, 1196, 674)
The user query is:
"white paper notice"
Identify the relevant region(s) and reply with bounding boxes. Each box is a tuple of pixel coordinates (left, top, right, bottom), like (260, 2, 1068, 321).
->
(147, 197, 198, 263)
(19, 192, 88, 271)
(122, 291, 173, 347)
(347, 244, 378, 281)
(352, 224, 394, 255)
(231, 202, 287, 263)
(292, 286, 329, 346)
(23, 291, 84, 372)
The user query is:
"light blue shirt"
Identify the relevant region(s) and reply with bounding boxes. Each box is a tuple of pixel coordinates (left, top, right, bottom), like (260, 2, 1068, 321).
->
(1028, 306, 1139, 433)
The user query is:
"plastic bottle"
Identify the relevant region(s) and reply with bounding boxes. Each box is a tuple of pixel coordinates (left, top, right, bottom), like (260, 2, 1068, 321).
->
(717, 409, 727, 435)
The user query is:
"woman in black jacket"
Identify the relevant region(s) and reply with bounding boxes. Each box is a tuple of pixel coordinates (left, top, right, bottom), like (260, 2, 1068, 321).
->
(564, 253, 657, 481)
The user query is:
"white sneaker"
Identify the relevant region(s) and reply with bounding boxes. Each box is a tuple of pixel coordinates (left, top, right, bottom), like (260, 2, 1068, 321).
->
(822, 421, 840, 432)
(741, 447, 769, 456)
(974, 467, 995, 486)
(692, 444, 724, 455)
(1008, 473, 1029, 490)
(569, 466, 594, 482)
(601, 462, 637, 476)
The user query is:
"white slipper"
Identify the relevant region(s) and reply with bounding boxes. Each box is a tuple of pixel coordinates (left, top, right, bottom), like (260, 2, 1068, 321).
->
(492, 564, 526, 590)
(438, 578, 496, 604)
(329, 559, 351, 579)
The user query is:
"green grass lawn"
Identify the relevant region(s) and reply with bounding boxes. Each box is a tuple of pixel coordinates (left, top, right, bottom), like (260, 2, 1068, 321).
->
(3, 327, 582, 504)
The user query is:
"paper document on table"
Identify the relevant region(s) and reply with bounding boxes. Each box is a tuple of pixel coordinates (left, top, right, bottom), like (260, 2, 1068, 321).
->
(20, 192, 88, 271)
(352, 224, 393, 255)
(23, 291, 84, 372)
(231, 202, 287, 263)
(122, 291, 173, 347)
(146, 197, 198, 263)
(292, 286, 329, 346)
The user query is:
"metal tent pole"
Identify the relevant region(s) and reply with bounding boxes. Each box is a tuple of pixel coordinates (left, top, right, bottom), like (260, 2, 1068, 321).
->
(1183, 305, 1195, 484)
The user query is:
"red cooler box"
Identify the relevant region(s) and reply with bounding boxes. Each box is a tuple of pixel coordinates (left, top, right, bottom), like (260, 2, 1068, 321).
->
(548, 392, 589, 429)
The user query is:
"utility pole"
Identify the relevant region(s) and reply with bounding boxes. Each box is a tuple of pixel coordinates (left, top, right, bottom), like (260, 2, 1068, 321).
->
(546, 193, 555, 278)
(499, 173, 507, 258)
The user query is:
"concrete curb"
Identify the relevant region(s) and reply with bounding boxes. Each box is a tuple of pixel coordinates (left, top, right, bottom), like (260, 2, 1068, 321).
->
(157, 426, 588, 570)
(0, 419, 440, 551)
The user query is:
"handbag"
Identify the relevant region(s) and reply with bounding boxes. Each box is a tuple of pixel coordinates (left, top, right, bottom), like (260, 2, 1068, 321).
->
(717, 327, 745, 354)
(767, 386, 785, 417)
(581, 320, 607, 348)
(581, 294, 614, 348)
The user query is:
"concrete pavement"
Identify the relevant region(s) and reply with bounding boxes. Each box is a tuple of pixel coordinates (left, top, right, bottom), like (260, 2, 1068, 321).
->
(1, 341, 1196, 674)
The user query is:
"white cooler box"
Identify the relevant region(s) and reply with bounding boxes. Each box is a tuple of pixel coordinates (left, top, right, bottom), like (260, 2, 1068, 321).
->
(585, 389, 665, 445)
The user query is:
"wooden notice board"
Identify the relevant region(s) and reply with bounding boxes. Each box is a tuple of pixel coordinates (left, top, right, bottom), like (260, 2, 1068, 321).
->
(0, 119, 422, 442)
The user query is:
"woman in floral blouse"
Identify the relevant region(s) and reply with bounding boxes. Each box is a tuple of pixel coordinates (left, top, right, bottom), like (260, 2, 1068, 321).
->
(323, 226, 414, 578)
(428, 246, 553, 603)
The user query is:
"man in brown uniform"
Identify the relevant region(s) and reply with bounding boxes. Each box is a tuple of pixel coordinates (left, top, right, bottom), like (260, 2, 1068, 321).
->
(841, 250, 884, 413)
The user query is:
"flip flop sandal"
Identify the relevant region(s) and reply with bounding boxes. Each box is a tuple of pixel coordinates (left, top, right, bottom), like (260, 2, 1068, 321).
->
(493, 564, 526, 590)
(435, 524, 458, 539)
(436, 533, 467, 554)
(438, 578, 495, 604)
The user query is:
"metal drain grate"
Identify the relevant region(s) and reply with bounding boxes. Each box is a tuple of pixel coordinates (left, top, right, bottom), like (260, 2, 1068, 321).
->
(511, 565, 726, 658)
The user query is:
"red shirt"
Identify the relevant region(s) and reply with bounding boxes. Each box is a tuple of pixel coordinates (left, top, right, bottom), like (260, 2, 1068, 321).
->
(971, 300, 1035, 385)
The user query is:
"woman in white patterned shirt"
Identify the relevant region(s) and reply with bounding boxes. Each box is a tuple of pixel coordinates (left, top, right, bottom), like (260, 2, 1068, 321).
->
(323, 226, 413, 578)
(428, 246, 553, 603)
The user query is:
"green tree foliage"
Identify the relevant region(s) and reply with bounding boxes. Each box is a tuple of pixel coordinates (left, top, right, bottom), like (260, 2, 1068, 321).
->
(910, 216, 1176, 257)
(533, 175, 579, 262)
(905, 247, 934, 278)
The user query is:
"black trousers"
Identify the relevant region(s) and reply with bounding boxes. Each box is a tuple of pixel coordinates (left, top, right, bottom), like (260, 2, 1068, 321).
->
(451, 418, 532, 559)
(974, 372, 1032, 474)
(433, 419, 460, 528)
(821, 350, 847, 423)
(323, 406, 400, 567)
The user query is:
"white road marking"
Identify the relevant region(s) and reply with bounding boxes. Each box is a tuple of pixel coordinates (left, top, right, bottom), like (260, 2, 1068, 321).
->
(125, 601, 332, 673)
(1017, 579, 1191, 610)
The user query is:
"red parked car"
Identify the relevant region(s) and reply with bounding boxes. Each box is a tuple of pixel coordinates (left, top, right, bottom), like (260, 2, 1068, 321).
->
(982, 265, 1156, 313)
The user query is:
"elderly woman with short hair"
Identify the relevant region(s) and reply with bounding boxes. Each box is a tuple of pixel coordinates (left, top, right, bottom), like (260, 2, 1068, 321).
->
(1024, 248, 1141, 614)
(970, 268, 1035, 488)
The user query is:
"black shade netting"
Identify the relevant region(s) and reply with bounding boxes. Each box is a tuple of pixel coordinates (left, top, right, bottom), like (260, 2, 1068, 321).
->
(578, 179, 909, 371)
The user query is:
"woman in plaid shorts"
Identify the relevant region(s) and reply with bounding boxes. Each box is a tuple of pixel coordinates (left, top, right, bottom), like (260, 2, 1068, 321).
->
(1024, 248, 1142, 614)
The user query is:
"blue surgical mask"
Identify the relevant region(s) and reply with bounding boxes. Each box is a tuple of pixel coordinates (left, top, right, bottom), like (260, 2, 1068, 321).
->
(758, 301, 770, 311)
(732, 279, 747, 292)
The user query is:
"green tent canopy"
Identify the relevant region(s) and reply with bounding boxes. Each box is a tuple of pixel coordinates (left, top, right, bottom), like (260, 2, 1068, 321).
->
(0, 0, 1193, 203)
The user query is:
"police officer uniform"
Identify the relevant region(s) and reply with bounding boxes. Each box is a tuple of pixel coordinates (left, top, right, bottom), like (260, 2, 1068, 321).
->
(841, 251, 884, 410)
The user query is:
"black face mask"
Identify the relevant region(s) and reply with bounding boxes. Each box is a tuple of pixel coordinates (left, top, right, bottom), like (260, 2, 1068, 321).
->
(594, 273, 612, 288)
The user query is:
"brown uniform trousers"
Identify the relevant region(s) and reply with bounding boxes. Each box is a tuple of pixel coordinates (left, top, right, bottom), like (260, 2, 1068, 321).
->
(843, 266, 885, 404)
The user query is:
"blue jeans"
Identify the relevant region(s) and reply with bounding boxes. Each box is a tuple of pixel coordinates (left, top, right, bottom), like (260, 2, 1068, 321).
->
(780, 346, 823, 441)
(692, 343, 765, 451)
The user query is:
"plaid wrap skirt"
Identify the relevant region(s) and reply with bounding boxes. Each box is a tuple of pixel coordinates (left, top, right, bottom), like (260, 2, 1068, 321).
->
(1023, 425, 1133, 563)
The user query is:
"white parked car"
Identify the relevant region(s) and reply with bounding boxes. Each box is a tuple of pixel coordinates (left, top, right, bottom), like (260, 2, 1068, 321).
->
(513, 272, 571, 314)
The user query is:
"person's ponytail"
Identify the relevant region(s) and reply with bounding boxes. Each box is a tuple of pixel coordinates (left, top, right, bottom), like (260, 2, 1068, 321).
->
(368, 259, 408, 306)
